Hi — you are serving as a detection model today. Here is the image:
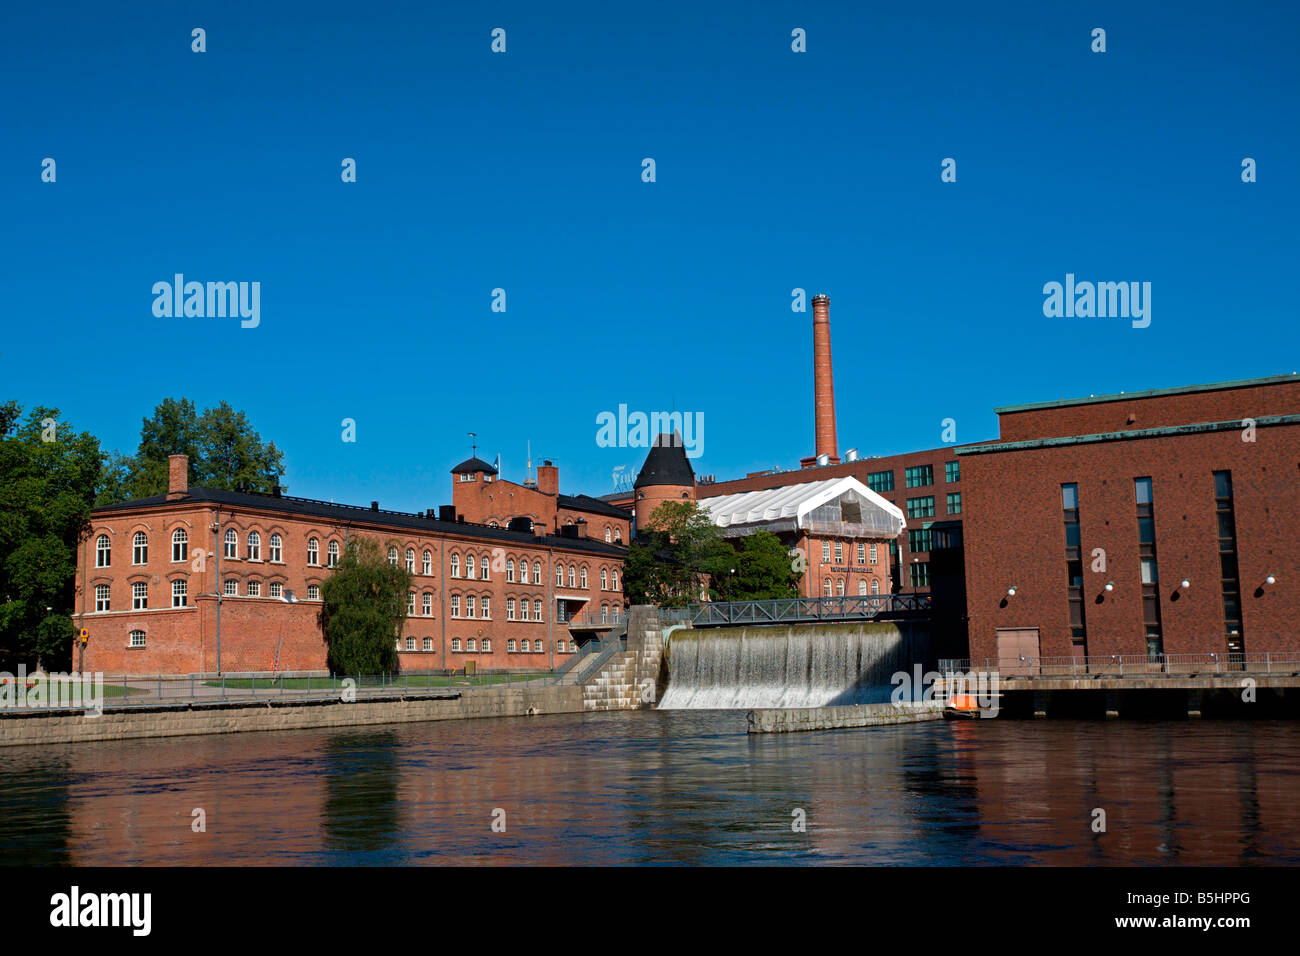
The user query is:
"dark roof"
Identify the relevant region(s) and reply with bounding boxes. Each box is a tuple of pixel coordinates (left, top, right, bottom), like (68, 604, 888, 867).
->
(557, 493, 632, 519)
(634, 431, 696, 489)
(451, 456, 498, 475)
(93, 487, 628, 556)
(994, 373, 1300, 414)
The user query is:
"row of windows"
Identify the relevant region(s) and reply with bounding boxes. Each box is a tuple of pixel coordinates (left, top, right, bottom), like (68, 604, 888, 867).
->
(818, 541, 880, 564)
(864, 461, 960, 494)
(904, 494, 962, 520)
(95, 578, 315, 610)
(821, 578, 882, 596)
(437, 637, 572, 653)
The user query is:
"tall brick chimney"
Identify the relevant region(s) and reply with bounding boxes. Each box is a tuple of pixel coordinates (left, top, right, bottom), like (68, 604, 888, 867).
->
(166, 454, 189, 500)
(537, 460, 559, 496)
(811, 294, 839, 464)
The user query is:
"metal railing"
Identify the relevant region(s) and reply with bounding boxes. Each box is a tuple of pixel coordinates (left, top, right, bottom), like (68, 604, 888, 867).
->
(570, 637, 628, 685)
(939, 652, 1300, 678)
(567, 611, 621, 629)
(686, 593, 931, 627)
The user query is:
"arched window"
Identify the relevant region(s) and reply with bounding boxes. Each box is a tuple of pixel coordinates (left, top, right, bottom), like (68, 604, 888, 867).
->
(423, 550, 432, 575)
(133, 531, 148, 564)
(172, 579, 188, 606)
(467, 638, 477, 652)
(308, 538, 319, 565)
(520, 600, 530, 621)
(507, 558, 515, 582)
(450, 553, 460, 577)
(129, 630, 146, 648)
(247, 531, 261, 561)
(507, 598, 516, 620)
(247, 579, 261, 597)
(568, 567, 575, 588)
(480, 555, 490, 581)
(612, 570, 619, 591)
(224, 580, 238, 596)
(450, 595, 461, 617)
(172, 529, 188, 562)
(601, 604, 609, 623)
(132, 582, 147, 609)
(467, 595, 476, 618)
(613, 528, 621, 543)
(507, 639, 517, 653)
(858, 579, 868, 595)
(328, 540, 339, 567)
(601, 569, 608, 590)
(307, 584, 320, 600)
(406, 548, 415, 572)
(869, 543, 878, 564)
(96, 534, 111, 567)
(224, 528, 237, 558)
(482, 638, 491, 652)
(406, 591, 416, 614)
(837, 579, 845, 596)
(269, 534, 282, 562)
(870, 579, 880, 595)
(556, 564, 564, 586)
(605, 527, 611, 542)
(533, 561, 541, 584)
(94, 584, 110, 611)
(451, 638, 462, 652)
(823, 579, 833, 596)
(387, 546, 398, 566)
(481, 596, 491, 618)
(580, 567, 588, 588)
(422, 593, 432, 616)
(534, 600, 542, 621)
(423, 637, 433, 651)
(521, 639, 530, 653)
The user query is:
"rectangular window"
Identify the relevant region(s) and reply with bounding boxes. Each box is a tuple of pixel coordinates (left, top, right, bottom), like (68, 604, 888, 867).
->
(908, 528, 933, 553)
(856, 543, 865, 563)
(867, 470, 894, 493)
(172, 580, 187, 607)
(132, 582, 148, 610)
(945, 460, 960, 483)
(1214, 470, 1244, 657)
(129, 631, 146, 648)
(1062, 483, 1087, 654)
(905, 496, 935, 519)
(269, 582, 282, 598)
(869, 543, 878, 564)
(909, 562, 929, 588)
(946, 492, 962, 515)
(822, 541, 831, 561)
(451, 595, 460, 618)
(905, 465, 933, 488)
(834, 542, 843, 562)
(1135, 477, 1163, 656)
(95, 585, 110, 612)
(247, 581, 260, 597)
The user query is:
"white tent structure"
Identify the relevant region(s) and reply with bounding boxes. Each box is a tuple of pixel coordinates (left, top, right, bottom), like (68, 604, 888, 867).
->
(695, 476, 906, 540)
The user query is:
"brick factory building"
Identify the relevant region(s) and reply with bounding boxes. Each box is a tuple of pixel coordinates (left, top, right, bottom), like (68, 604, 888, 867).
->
(960, 374, 1300, 666)
(75, 454, 628, 675)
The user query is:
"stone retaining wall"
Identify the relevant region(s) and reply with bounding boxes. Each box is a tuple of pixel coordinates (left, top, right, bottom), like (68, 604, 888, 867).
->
(746, 701, 944, 734)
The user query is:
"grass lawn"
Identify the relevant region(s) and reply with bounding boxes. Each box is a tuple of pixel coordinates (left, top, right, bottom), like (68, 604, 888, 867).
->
(1, 678, 141, 700)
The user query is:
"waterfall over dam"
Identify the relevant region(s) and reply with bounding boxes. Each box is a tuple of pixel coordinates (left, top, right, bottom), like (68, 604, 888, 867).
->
(658, 622, 929, 710)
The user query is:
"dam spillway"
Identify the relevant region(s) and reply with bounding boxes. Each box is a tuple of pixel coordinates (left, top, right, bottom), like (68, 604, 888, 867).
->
(657, 621, 929, 710)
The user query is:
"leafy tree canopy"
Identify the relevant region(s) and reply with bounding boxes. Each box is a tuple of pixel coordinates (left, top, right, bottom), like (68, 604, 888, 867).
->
(0, 402, 103, 669)
(317, 538, 411, 675)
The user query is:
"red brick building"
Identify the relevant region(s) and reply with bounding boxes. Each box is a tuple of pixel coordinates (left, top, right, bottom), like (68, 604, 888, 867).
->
(75, 455, 629, 675)
(960, 374, 1300, 665)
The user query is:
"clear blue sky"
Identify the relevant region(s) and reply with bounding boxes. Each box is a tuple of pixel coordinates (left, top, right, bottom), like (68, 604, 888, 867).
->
(4, 1, 1297, 511)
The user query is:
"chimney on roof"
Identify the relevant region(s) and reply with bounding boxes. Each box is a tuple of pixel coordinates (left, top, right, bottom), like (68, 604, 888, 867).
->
(812, 294, 840, 465)
(166, 454, 189, 500)
(371, 501, 379, 511)
(537, 460, 559, 496)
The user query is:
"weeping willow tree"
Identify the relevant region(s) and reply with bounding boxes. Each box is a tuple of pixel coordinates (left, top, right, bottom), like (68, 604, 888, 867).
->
(318, 538, 411, 675)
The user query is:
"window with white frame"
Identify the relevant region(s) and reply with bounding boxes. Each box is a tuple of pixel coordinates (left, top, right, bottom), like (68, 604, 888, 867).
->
(328, 540, 339, 567)
(482, 638, 491, 652)
(423, 550, 432, 575)
(481, 596, 491, 618)
(270, 534, 282, 562)
(520, 601, 530, 621)
(869, 543, 878, 564)
(172, 529, 188, 562)
(613, 528, 621, 542)
(224, 528, 237, 559)
(466, 555, 476, 579)
(533, 561, 541, 584)
(835, 542, 843, 563)
(508, 639, 517, 653)
(605, 528, 611, 542)
(822, 540, 831, 561)
(307, 584, 320, 600)
(601, 604, 609, 623)
(467, 638, 476, 651)
(132, 581, 148, 609)
(836, 578, 845, 596)
(129, 630, 146, 648)
(225, 580, 238, 596)
(422, 593, 432, 616)
(858, 579, 867, 595)
(269, 582, 282, 598)
(568, 567, 575, 588)
(450, 553, 460, 577)
(506, 558, 515, 582)
(96, 534, 111, 567)
(612, 570, 619, 591)
(601, 569, 608, 590)
(423, 637, 432, 651)
(406, 548, 415, 572)
(871, 579, 880, 595)
(466, 595, 476, 618)
(247, 531, 261, 561)
(556, 564, 564, 586)
(247, 580, 261, 597)
(823, 579, 832, 596)
(558, 640, 567, 653)
(857, 543, 865, 563)
(580, 567, 587, 588)
(133, 531, 148, 564)
(507, 598, 515, 620)
(407, 591, 416, 615)
(480, 556, 490, 580)
(95, 584, 110, 612)
(451, 638, 462, 651)
(406, 637, 415, 651)
(308, 538, 319, 565)
(534, 640, 544, 654)
(451, 595, 461, 617)
(172, 579, 188, 607)
(534, 600, 542, 621)
(387, 546, 398, 566)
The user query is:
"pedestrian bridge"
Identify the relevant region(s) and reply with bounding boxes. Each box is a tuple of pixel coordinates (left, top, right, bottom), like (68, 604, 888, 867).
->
(677, 594, 931, 628)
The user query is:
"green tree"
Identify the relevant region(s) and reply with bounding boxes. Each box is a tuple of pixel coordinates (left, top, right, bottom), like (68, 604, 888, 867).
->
(98, 398, 286, 504)
(711, 531, 802, 601)
(0, 402, 103, 670)
(317, 538, 411, 675)
(624, 501, 727, 607)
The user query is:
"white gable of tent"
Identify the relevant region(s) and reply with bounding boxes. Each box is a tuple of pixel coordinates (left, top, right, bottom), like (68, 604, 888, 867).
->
(696, 476, 906, 539)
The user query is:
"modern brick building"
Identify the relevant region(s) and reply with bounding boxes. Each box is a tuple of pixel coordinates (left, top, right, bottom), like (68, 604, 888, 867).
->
(75, 455, 628, 675)
(960, 374, 1300, 665)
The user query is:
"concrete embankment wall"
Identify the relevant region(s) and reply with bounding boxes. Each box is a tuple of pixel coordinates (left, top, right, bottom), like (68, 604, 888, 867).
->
(0, 683, 584, 749)
(747, 701, 944, 734)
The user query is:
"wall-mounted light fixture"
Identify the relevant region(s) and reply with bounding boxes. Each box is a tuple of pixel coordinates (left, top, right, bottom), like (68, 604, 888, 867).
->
(1006, 585, 1018, 597)
(1265, 573, 1277, 586)
(1104, 580, 1114, 592)
(1179, 579, 1191, 590)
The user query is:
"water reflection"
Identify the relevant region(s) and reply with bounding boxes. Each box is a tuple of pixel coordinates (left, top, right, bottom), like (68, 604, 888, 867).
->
(0, 714, 1297, 865)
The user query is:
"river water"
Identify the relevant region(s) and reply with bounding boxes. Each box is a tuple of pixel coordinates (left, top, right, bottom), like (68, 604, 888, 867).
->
(2, 711, 1297, 865)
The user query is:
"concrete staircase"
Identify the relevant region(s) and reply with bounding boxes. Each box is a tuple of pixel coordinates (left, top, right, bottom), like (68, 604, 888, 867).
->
(581, 651, 640, 711)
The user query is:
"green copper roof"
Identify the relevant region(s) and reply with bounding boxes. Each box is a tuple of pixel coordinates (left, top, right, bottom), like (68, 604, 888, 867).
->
(994, 373, 1300, 415)
(956, 414, 1300, 455)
